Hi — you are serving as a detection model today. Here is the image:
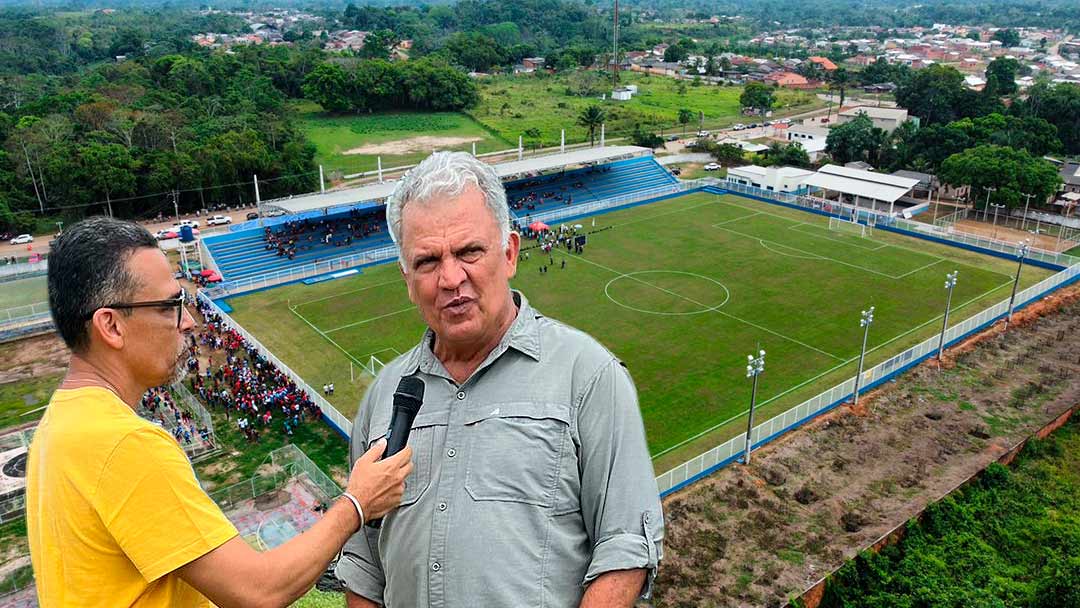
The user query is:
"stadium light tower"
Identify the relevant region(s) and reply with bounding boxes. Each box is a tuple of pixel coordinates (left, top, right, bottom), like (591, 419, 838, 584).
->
(1003, 240, 1031, 332)
(1020, 192, 1036, 232)
(937, 271, 959, 361)
(983, 187, 997, 221)
(852, 306, 875, 406)
(990, 202, 1007, 237)
(743, 349, 766, 466)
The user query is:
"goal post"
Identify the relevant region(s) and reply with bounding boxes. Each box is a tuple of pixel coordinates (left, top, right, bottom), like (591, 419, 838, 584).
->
(829, 216, 873, 239)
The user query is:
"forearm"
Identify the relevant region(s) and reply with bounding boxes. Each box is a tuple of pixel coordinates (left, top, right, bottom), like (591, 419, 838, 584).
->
(257, 499, 360, 606)
(579, 569, 646, 608)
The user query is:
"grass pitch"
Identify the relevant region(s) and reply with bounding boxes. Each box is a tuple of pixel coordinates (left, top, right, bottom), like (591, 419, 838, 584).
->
(226, 192, 1054, 470)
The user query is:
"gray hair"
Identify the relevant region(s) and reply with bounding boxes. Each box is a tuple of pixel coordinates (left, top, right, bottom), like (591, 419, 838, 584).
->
(387, 152, 511, 266)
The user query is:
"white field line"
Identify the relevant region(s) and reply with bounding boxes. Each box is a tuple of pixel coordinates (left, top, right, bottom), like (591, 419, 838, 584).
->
(288, 306, 365, 366)
(787, 222, 890, 251)
(561, 250, 846, 361)
(894, 258, 944, 279)
(607, 197, 721, 229)
(324, 306, 416, 334)
(360, 346, 403, 361)
(758, 240, 826, 260)
(291, 278, 402, 310)
(650, 276, 1017, 460)
(714, 224, 904, 279)
(711, 211, 763, 227)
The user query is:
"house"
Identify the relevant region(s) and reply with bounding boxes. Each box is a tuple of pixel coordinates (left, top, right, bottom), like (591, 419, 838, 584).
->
(808, 56, 838, 71)
(964, 75, 986, 91)
(612, 87, 633, 101)
(837, 106, 910, 133)
(726, 165, 815, 193)
(787, 123, 830, 145)
(763, 71, 812, 88)
(1060, 161, 1080, 195)
(521, 57, 545, 71)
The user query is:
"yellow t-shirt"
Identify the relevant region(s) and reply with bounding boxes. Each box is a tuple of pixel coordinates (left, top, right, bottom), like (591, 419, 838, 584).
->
(26, 386, 238, 607)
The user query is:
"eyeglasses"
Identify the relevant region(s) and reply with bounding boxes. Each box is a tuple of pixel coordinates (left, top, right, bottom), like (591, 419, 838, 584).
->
(85, 288, 188, 328)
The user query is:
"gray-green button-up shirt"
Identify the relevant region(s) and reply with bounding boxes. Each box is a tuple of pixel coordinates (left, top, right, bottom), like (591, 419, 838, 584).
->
(335, 291, 664, 608)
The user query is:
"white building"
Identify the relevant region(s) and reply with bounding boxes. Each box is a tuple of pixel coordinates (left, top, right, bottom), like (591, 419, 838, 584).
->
(837, 106, 911, 133)
(726, 165, 815, 193)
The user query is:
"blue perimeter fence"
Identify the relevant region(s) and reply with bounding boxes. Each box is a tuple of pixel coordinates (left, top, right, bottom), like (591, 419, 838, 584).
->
(193, 178, 1080, 500)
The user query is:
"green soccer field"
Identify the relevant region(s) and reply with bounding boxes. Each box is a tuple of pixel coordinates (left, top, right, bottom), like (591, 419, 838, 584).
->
(226, 192, 1054, 470)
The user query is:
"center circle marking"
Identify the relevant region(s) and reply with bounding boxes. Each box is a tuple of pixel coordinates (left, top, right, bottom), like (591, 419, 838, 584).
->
(604, 270, 731, 316)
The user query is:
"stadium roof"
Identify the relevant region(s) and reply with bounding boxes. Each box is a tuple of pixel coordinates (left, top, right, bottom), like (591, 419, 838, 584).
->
(261, 146, 652, 215)
(801, 164, 920, 204)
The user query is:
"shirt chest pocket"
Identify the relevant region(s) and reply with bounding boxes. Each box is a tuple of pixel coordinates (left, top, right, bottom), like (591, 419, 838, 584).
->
(369, 411, 447, 507)
(463, 402, 572, 509)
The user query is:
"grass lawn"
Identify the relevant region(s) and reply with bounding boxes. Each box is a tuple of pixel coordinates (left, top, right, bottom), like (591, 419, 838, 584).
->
(0, 275, 47, 311)
(670, 163, 725, 180)
(293, 100, 511, 175)
(292, 588, 345, 607)
(0, 373, 61, 429)
(226, 192, 1054, 471)
(469, 71, 824, 147)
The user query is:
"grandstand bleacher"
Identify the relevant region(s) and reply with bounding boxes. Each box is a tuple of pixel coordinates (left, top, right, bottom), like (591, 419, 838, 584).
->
(203, 154, 676, 282)
(204, 209, 393, 282)
(505, 156, 676, 218)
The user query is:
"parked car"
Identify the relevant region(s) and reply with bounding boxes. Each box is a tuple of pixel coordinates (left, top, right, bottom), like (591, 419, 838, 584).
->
(206, 215, 233, 226)
(732, 123, 746, 131)
(749, 123, 760, 129)
(176, 219, 200, 229)
(665, 135, 680, 142)
(9, 234, 33, 245)
(779, 118, 792, 124)
(246, 212, 260, 221)
(704, 162, 721, 171)
(670, 167, 682, 176)
(696, 130, 710, 137)
(154, 229, 174, 240)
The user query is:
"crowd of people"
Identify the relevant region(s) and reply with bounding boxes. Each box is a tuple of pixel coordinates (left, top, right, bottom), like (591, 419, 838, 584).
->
(190, 297, 323, 442)
(263, 208, 386, 260)
(139, 387, 213, 449)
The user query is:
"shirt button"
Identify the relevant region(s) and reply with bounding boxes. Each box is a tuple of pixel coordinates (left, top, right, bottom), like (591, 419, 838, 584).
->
(438, 502, 448, 511)
(456, 391, 466, 400)
(447, 448, 457, 458)
(432, 562, 441, 572)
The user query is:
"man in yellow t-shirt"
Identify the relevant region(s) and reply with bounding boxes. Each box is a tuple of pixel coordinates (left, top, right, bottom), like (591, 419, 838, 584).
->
(28, 217, 414, 607)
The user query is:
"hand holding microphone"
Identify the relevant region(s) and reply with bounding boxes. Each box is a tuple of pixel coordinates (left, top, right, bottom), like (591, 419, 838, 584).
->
(345, 439, 413, 529)
(362, 375, 425, 529)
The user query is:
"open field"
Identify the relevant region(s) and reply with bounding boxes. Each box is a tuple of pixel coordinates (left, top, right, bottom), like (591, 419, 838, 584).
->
(226, 192, 1054, 468)
(469, 71, 824, 146)
(293, 101, 511, 175)
(0, 276, 47, 311)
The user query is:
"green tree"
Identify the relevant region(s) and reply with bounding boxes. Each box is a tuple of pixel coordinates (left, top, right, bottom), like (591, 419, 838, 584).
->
(763, 142, 811, 168)
(663, 43, 689, 63)
(630, 124, 663, 149)
(301, 63, 353, 113)
(896, 64, 966, 124)
(677, 108, 693, 135)
(443, 32, 507, 72)
(710, 142, 745, 166)
(359, 29, 397, 61)
(828, 67, 854, 110)
(825, 113, 887, 166)
(1017, 82, 1080, 154)
(80, 142, 137, 216)
(992, 29, 1020, 47)
(739, 82, 775, 117)
(939, 145, 1061, 211)
(577, 105, 606, 146)
(984, 57, 1019, 96)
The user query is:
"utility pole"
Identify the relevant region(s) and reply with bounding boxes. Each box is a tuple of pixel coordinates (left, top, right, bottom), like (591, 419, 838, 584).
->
(172, 190, 180, 223)
(612, 0, 619, 89)
(1020, 192, 1035, 233)
(937, 271, 959, 361)
(852, 306, 875, 406)
(743, 349, 766, 465)
(1003, 240, 1030, 332)
(983, 187, 996, 222)
(990, 202, 1006, 238)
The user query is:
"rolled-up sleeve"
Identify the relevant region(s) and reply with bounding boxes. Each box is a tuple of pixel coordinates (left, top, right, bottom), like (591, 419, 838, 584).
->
(335, 389, 387, 604)
(576, 359, 665, 598)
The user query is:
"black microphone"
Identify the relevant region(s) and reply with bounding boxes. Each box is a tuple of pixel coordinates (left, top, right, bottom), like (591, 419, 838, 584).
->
(384, 375, 425, 459)
(367, 375, 424, 528)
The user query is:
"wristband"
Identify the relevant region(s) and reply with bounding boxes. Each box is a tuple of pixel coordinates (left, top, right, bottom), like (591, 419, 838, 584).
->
(341, 492, 365, 530)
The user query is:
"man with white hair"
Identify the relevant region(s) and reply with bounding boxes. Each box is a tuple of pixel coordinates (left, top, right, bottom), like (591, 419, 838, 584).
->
(336, 152, 664, 607)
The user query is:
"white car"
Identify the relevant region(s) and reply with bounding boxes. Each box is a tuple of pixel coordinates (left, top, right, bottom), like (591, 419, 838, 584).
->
(704, 163, 721, 171)
(206, 215, 233, 226)
(732, 123, 746, 131)
(696, 130, 710, 137)
(176, 219, 200, 229)
(9, 234, 33, 245)
(779, 118, 792, 124)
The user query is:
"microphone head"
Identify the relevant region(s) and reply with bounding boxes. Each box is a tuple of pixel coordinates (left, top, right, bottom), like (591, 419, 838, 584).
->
(392, 375, 425, 414)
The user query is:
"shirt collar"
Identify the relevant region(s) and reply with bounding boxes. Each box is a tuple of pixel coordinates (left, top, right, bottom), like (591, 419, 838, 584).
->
(402, 290, 543, 377)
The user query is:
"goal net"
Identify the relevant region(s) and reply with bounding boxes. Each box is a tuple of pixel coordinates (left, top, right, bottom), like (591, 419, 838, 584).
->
(829, 216, 873, 238)
(367, 355, 386, 376)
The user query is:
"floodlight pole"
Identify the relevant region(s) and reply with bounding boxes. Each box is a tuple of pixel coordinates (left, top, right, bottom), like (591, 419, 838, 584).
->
(990, 202, 1006, 237)
(1020, 192, 1035, 232)
(743, 349, 766, 465)
(852, 306, 875, 406)
(983, 187, 996, 221)
(1004, 240, 1030, 332)
(937, 271, 959, 361)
